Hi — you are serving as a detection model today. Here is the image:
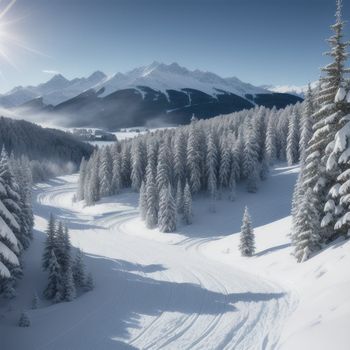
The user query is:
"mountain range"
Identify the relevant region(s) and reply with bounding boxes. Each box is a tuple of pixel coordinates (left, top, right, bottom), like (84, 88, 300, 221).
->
(0, 62, 302, 130)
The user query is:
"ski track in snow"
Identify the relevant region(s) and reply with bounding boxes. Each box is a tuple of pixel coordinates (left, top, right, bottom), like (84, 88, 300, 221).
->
(5, 175, 295, 350)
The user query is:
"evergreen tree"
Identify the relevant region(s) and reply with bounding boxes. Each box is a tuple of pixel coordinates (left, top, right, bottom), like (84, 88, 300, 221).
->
(183, 182, 193, 225)
(42, 214, 56, 271)
(77, 157, 87, 201)
(219, 139, 231, 190)
(112, 142, 122, 194)
(299, 84, 315, 162)
(131, 139, 146, 191)
(31, 293, 39, 309)
(322, 90, 350, 237)
(84, 272, 94, 292)
(244, 122, 260, 193)
(174, 129, 187, 185)
(156, 141, 171, 192)
(158, 185, 176, 233)
(139, 181, 148, 221)
(121, 143, 132, 187)
(286, 113, 300, 166)
(18, 311, 30, 327)
(239, 207, 255, 257)
(292, 188, 321, 262)
(265, 113, 277, 164)
(206, 132, 218, 211)
(61, 265, 76, 302)
(72, 248, 86, 289)
(86, 152, 100, 205)
(175, 179, 184, 214)
(145, 170, 158, 229)
(0, 147, 22, 248)
(297, 0, 350, 248)
(187, 119, 202, 193)
(55, 222, 71, 273)
(44, 250, 62, 302)
(99, 146, 113, 197)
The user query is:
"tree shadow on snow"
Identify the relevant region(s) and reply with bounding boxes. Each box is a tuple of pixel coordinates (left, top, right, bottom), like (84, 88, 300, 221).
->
(178, 165, 298, 238)
(16, 253, 285, 350)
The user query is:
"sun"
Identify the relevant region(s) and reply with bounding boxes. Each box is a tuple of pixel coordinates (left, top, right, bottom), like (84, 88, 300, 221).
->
(0, 0, 43, 69)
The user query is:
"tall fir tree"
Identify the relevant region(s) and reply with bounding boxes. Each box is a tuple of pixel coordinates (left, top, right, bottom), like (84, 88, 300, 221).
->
(239, 207, 255, 257)
(183, 181, 193, 225)
(158, 185, 176, 233)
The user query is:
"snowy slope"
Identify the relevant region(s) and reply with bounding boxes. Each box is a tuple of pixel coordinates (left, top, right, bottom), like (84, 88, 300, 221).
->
(0, 164, 348, 349)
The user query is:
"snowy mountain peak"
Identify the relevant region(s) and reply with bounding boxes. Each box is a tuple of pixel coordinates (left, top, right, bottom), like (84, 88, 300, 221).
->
(87, 70, 107, 81)
(0, 62, 293, 108)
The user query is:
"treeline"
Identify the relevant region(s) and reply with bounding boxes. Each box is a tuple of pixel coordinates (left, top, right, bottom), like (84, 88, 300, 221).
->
(77, 99, 310, 232)
(0, 148, 34, 297)
(291, 1, 350, 262)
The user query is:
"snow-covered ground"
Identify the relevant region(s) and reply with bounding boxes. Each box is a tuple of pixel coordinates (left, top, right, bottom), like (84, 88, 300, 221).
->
(0, 165, 349, 349)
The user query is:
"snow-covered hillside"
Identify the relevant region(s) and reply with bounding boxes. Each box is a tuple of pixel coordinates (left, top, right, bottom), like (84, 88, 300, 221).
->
(0, 62, 271, 108)
(1, 164, 348, 349)
(94, 61, 269, 99)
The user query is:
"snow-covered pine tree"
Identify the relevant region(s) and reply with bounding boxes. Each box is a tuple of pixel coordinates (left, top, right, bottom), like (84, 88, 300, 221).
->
(183, 181, 193, 225)
(187, 118, 202, 194)
(299, 0, 350, 246)
(44, 250, 62, 302)
(219, 139, 231, 191)
(121, 143, 132, 187)
(299, 84, 315, 162)
(139, 181, 148, 220)
(265, 112, 277, 164)
(111, 143, 122, 195)
(77, 157, 87, 201)
(99, 146, 113, 197)
(174, 129, 187, 186)
(0, 211, 20, 295)
(156, 140, 172, 192)
(0, 147, 23, 248)
(55, 221, 71, 273)
(292, 188, 321, 262)
(31, 293, 39, 309)
(86, 152, 100, 205)
(146, 141, 158, 180)
(239, 207, 255, 257)
(84, 272, 94, 292)
(131, 139, 146, 191)
(145, 168, 158, 229)
(12, 156, 33, 249)
(61, 265, 76, 302)
(206, 132, 219, 211)
(286, 113, 300, 166)
(18, 311, 30, 327)
(244, 121, 260, 193)
(72, 248, 86, 289)
(42, 214, 56, 271)
(175, 179, 184, 214)
(158, 185, 176, 233)
(322, 87, 350, 237)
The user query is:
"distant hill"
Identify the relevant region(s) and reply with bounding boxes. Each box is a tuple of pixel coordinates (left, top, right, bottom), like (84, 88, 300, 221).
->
(0, 116, 94, 164)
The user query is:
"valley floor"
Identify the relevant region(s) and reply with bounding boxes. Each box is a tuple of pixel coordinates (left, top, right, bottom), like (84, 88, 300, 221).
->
(0, 165, 349, 349)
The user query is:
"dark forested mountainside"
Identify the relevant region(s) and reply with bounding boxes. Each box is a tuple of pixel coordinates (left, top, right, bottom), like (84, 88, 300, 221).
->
(20, 87, 302, 130)
(0, 116, 94, 164)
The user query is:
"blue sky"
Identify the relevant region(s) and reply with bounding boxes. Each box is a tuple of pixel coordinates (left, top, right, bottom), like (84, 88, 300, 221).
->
(0, 0, 348, 92)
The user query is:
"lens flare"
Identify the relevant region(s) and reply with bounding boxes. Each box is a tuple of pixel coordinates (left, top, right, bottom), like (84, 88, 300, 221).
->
(0, 0, 44, 69)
